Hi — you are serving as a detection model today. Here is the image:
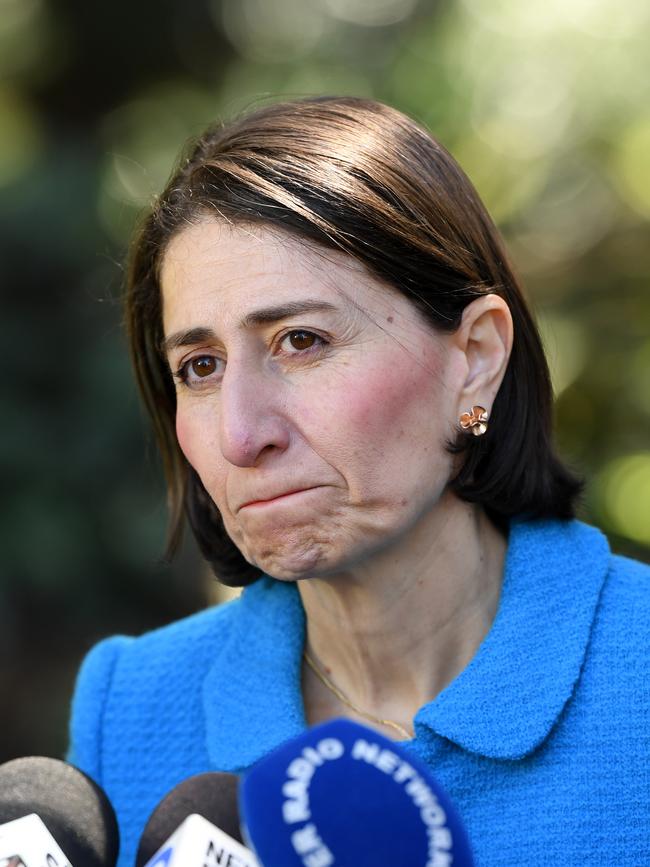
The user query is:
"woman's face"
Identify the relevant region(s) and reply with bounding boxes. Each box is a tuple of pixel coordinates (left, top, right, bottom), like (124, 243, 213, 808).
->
(161, 220, 468, 580)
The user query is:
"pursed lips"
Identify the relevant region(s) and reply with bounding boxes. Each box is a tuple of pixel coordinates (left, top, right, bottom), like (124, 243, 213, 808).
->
(237, 486, 322, 511)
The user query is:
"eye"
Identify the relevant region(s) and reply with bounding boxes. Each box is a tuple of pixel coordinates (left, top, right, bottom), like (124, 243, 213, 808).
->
(189, 356, 217, 377)
(175, 354, 223, 387)
(280, 330, 323, 353)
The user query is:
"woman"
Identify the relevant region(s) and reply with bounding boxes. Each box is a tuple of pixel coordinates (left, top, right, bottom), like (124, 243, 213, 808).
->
(68, 97, 650, 865)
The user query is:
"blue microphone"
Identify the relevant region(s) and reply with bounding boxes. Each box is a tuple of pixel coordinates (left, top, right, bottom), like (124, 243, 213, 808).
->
(239, 718, 474, 867)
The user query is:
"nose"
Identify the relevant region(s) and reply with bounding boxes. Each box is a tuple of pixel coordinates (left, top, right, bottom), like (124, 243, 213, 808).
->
(218, 361, 291, 467)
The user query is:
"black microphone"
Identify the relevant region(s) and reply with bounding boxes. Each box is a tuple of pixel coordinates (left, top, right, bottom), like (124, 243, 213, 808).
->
(0, 756, 119, 867)
(135, 772, 258, 867)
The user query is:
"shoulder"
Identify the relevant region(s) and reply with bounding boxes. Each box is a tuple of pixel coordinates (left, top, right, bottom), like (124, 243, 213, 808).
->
(607, 549, 650, 591)
(67, 576, 299, 783)
(67, 592, 247, 780)
(76, 592, 244, 687)
(596, 551, 650, 646)
(577, 547, 650, 736)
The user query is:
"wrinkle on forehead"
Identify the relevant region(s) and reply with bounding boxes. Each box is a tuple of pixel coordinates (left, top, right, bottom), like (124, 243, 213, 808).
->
(161, 218, 447, 376)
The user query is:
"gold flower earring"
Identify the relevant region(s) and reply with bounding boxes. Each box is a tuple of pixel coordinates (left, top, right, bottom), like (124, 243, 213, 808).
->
(459, 405, 489, 436)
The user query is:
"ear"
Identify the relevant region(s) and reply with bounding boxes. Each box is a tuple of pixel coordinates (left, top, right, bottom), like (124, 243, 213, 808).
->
(451, 294, 513, 415)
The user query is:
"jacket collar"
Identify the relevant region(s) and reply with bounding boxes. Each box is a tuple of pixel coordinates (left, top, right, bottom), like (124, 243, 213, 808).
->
(414, 519, 609, 758)
(203, 519, 610, 770)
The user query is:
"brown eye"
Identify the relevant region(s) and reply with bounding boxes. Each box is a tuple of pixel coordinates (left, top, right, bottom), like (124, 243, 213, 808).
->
(191, 356, 217, 377)
(288, 330, 316, 351)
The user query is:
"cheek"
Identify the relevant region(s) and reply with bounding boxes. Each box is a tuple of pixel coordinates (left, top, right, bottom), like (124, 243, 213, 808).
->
(175, 412, 196, 463)
(175, 408, 220, 479)
(343, 349, 448, 443)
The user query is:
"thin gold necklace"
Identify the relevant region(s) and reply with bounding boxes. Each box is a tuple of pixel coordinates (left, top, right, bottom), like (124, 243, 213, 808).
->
(303, 649, 413, 740)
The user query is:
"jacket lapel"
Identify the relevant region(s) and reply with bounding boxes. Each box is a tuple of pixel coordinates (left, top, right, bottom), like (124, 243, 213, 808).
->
(203, 577, 307, 771)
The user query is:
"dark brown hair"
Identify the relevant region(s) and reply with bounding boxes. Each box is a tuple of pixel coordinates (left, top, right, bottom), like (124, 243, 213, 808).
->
(126, 96, 581, 586)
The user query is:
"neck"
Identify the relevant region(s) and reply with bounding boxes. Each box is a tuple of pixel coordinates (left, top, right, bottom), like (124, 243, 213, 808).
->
(298, 493, 506, 738)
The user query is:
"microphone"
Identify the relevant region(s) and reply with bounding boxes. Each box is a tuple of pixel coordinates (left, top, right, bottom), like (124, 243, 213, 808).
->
(0, 756, 119, 867)
(135, 772, 258, 867)
(239, 718, 475, 867)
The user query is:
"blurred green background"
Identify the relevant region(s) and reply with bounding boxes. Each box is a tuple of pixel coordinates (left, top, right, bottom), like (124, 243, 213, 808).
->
(1, 0, 649, 763)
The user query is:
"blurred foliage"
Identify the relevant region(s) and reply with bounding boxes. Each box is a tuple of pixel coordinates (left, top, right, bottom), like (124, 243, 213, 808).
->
(1, 0, 648, 763)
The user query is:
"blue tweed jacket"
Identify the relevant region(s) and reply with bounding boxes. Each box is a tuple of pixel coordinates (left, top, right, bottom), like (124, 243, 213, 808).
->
(68, 520, 650, 866)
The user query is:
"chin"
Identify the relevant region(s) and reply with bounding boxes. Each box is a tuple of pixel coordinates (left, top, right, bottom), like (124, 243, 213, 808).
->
(223, 505, 351, 581)
(246, 537, 332, 581)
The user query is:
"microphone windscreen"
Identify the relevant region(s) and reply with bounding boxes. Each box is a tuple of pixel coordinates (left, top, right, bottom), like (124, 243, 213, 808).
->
(240, 718, 475, 867)
(0, 756, 119, 867)
(135, 772, 241, 867)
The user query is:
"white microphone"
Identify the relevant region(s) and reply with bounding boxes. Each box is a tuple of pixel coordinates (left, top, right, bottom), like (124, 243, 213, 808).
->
(0, 813, 73, 867)
(136, 773, 259, 867)
(142, 813, 258, 867)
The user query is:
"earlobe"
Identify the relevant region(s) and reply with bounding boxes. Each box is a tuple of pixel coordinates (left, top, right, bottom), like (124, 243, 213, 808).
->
(455, 294, 514, 407)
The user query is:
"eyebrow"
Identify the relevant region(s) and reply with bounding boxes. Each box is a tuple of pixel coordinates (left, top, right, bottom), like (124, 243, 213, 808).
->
(162, 326, 216, 357)
(162, 300, 339, 356)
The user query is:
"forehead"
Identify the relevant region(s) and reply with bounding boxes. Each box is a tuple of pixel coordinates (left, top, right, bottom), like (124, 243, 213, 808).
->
(160, 219, 413, 331)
